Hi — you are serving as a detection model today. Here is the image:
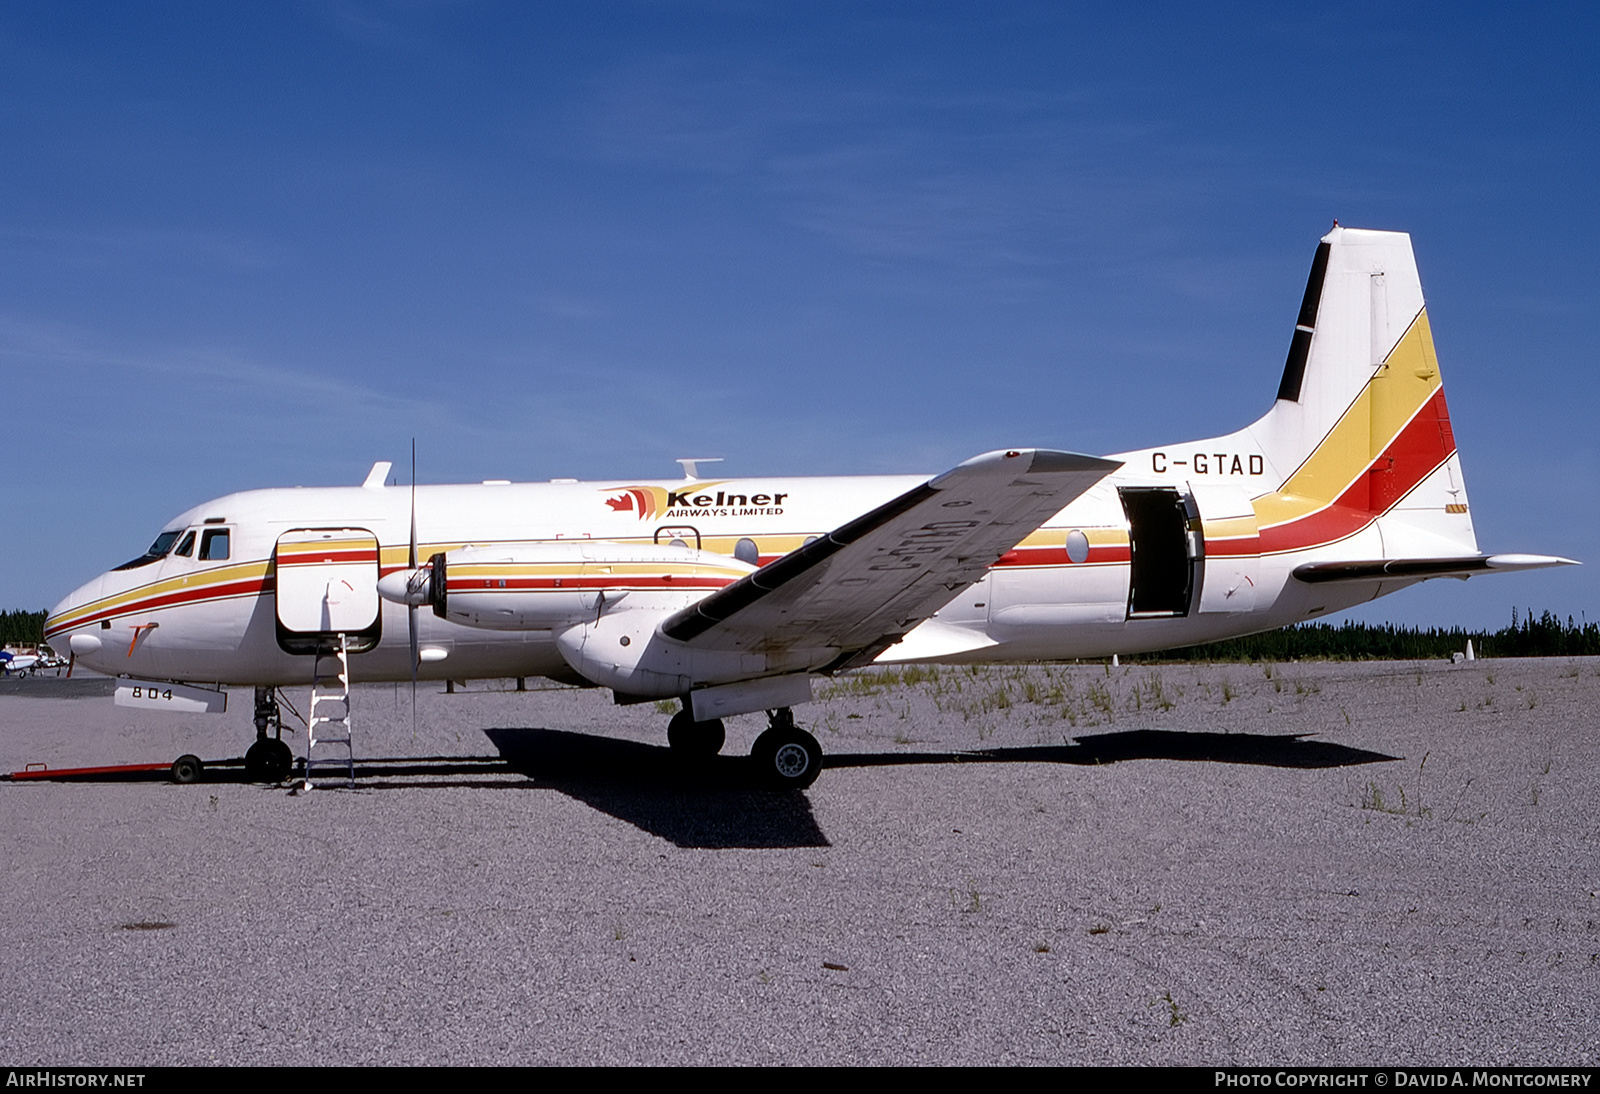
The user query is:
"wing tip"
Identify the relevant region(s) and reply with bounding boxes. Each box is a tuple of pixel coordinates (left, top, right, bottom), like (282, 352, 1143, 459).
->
(1294, 553, 1580, 584)
(1485, 553, 1580, 570)
(933, 448, 1121, 485)
(1026, 449, 1124, 475)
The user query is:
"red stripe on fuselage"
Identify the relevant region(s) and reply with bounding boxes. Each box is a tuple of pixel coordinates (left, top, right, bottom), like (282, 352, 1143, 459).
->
(276, 550, 376, 566)
(44, 577, 269, 638)
(1203, 537, 1263, 558)
(995, 543, 1130, 567)
(448, 575, 737, 593)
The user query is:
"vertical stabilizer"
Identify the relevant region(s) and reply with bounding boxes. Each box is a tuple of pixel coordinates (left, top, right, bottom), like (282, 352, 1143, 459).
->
(1247, 227, 1478, 558)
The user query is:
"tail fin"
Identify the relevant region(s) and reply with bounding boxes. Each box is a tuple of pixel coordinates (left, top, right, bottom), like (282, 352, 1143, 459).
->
(1248, 226, 1479, 559)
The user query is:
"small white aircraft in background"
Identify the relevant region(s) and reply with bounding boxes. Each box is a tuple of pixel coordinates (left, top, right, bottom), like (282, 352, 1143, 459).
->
(1, 650, 40, 677)
(45, 227, 1573, 787)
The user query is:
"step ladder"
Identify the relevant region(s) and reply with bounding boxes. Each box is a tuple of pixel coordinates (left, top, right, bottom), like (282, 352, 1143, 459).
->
(304, 634, 354, 789)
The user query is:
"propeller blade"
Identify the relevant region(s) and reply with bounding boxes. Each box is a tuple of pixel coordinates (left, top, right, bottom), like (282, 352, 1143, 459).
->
(408, 596, 419, 738)
(409, 440, 419, 741)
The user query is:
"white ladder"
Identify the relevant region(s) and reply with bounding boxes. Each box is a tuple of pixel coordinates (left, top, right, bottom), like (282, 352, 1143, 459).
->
(304, 634, 354, 789)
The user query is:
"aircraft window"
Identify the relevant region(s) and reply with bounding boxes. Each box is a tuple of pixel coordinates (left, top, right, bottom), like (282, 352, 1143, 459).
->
(174, 531, 197, 558)
(200, 529, 231, 561)
(112, 530, 182, 571)
(734, 538, 759, 565)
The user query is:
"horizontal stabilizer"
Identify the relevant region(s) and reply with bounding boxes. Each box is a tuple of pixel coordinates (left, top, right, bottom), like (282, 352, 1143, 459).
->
(1293, 553, 1577, 584)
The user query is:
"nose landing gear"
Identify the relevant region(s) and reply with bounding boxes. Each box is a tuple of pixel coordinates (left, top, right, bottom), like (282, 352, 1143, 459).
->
(245, 687, 294, 782)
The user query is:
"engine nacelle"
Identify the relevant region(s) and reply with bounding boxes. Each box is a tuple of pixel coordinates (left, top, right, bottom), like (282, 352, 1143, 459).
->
(553, 607, 773, 698)
(424, 540, 755, 632)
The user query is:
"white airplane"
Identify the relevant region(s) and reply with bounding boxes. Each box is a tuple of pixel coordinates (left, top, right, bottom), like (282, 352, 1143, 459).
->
(45, 227, 1573, 787)
(1, 650, 40, 677)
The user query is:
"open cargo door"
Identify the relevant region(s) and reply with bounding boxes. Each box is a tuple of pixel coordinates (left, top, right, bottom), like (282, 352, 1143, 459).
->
(274, 528, 382, 654)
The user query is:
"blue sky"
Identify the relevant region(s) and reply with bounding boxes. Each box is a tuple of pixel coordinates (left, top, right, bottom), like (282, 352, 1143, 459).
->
(3, 2, 1596, 631)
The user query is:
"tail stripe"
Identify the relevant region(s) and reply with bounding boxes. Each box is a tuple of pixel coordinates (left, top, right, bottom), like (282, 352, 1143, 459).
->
(1253, 307, 1458, 554)
(1257, 308, 1443, 525)
(1256, 388, 1456, 555)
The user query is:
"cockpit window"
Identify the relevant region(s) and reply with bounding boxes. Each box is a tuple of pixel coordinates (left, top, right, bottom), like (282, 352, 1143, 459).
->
(112, 530, 182, 571)
(199, 529, 230, 561)
(174, 531, 196, 558)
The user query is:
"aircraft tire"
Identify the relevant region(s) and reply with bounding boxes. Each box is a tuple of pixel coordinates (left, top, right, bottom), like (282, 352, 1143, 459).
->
(751, 726, 822, 790)
(170, 754, 203, 784)
(244, 739, 293, 783)
(667, 709, 725, 757)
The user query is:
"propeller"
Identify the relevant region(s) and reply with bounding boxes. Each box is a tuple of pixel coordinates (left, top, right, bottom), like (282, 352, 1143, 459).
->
(375, 442, 430, 737)
(408, 441, 418, 737)
(374, 445, 451, 736)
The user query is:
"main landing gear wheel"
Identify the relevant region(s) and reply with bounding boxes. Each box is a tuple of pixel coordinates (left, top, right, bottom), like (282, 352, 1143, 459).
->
(667, 708, 726, 757)
(244, 738, 293, 783)
(751, 713, 822, 790)
(170, 754, 203, 784)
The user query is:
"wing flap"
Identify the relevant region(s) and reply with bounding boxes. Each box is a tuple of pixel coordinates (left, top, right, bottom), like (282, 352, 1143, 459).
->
(660, 448, 1120, 656)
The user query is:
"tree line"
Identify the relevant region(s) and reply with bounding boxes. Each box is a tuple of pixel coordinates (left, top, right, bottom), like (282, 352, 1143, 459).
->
(1130, 609, 1600, 662)
(1, 610, 48, 646)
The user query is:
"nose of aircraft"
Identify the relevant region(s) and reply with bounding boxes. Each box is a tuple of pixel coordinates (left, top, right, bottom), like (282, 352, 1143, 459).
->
(45, 573, 113, 662)
(45, 588, 80, 643)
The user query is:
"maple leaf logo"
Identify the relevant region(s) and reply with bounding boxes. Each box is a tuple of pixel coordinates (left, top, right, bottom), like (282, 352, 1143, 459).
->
(601, 486, 662, 520)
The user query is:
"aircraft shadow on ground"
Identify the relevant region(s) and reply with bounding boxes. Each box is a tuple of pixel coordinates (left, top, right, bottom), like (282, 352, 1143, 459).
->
(477, 726, 1397, 846)
(6, 726, 1395, 849)
(833, 728, 1399, 771)
(480, 727, 830, 850)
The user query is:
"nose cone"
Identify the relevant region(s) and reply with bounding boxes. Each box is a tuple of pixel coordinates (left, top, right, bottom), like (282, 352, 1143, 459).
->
(45, 573, 114, 664)
(45, 587, 82, 640)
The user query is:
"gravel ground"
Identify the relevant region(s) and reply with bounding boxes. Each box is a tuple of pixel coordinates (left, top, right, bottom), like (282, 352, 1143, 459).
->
(1, 657, 1596, 1066)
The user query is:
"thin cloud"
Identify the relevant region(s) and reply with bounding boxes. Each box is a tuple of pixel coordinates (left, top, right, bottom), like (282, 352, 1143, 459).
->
(0, 314, 416, 417)
(0, 224, 288, 272)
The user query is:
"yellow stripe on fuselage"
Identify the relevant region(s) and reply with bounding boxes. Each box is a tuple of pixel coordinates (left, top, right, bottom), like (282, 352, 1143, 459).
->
(48, 561, 270, 630)
(276, 537, 376, 558)
(451, 561, 749, 580)
(1013, 527, 1128, 547)
(1201, 516, 1259, 541)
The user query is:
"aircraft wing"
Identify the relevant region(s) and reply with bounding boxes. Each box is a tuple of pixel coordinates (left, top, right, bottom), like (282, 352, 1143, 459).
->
(659, 448, 1121, 667)
(1293, 553, 1576, 584)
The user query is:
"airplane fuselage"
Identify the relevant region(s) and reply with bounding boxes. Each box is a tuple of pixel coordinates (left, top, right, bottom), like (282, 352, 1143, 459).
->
(45, 446, 1410, 690)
